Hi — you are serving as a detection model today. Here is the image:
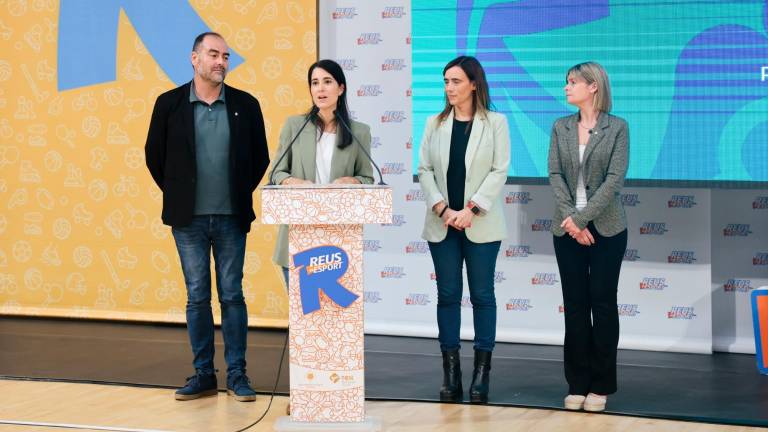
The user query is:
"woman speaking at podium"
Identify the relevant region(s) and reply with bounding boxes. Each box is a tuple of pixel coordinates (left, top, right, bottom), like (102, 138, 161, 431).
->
(417, 56, 510, 404)
(269, 59, 374, 284)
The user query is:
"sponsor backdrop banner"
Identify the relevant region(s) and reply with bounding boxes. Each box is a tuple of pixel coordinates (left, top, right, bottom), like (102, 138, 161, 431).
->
(319, 1, 768, 354)
(0, 1, 317, 325)
(712, 191, 768, 353)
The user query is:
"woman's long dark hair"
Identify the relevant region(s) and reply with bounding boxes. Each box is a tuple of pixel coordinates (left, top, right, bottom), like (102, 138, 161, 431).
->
(437, 56, 491, 125)
(306, 59, 352, 149)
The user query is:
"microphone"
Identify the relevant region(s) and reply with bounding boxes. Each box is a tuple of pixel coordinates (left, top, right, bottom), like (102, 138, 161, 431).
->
(334, 111, 386, 186)
(268, 106, 319, 185)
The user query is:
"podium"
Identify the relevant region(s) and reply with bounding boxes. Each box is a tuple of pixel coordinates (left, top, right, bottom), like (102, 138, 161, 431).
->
(261, 184, 391, 430)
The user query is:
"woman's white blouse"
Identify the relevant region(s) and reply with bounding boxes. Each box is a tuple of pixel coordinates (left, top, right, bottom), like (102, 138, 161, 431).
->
(314, 131, 336, 184)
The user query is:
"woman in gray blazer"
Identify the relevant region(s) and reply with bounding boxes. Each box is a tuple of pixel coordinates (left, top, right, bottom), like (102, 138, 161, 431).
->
(269, 59, 374, 281)
(548, 62, 629, 413)
(418, 56, 510, 404)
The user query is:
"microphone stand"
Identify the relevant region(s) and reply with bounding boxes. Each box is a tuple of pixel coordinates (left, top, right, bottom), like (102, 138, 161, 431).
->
(334, 112, 386, 186)
(268, 106, 319, 185)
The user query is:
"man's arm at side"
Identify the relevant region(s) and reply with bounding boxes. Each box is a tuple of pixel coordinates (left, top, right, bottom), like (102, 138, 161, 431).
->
(145, 95, 169, 190)
(249, 95, 270, 190)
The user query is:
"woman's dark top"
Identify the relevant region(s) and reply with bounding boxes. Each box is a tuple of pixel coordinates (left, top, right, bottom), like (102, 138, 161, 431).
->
(446, 119, 472, 211)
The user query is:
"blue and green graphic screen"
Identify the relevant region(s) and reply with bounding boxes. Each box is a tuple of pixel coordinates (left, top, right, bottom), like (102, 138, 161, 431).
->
(412, 1, 768, 186)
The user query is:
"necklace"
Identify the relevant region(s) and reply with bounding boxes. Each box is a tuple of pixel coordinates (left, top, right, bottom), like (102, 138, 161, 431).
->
(578, 111, 599, 133)
(577, 121, 596, 131)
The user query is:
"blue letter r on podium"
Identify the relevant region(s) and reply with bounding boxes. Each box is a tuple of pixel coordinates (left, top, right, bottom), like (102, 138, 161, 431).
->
(292, 245, 359, 315)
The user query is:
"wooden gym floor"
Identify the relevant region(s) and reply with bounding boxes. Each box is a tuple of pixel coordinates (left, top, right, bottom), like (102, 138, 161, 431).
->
(0, 379, 764, 432)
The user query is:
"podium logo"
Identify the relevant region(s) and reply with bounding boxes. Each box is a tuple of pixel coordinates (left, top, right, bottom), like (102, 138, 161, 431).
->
(506, 298, 533, 311)
(382, 59, 406, 71)
(505, 245, 531, 258)
(624, 249, 641, 261)
(405, 241, 429, 254)
(357, 33, 383, 45)
(405, 293, 430, 305)
(357, 85, 382, 97)
(329, 373, 354, 385)
(618, 304, 640, 317)
(382, 6, 406, 18)
(382, 163, 406, 175)
(337, 58, 358, 71)
(668, 195, 697, 208)
(723, 223, 752, 237)
(292, 246, 358, 315)
(363, 240, 382, 252)
(505, 192, 532, 204)
(753, 196, 768, 209)
(723, 279, 754, 293)
(640, 222, 667, 235)
(621, 193, 641, 207)
(380, 266, 406, 279)
(640, 277, 667, 290)
(303, 251, 344, 275)
(668, 250, 696, 264)
(405, 189, 425, 201)
(531, 219, 552, 232)
(754, 252, 768, 266)
(332, 7, 357, 19)
(531, 273, 558, 285)
(668, 306, 696, 320)
(364, 291, 383, 304)
(381, 214, 406, 227)
(381, 110, 406, 123)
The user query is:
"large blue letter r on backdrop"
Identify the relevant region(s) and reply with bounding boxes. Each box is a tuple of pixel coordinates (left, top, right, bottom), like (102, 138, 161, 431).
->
(57, 0, 244, 91)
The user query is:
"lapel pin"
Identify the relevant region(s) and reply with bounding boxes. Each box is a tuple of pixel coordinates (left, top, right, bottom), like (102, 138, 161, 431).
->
(235, 112, 238, 116)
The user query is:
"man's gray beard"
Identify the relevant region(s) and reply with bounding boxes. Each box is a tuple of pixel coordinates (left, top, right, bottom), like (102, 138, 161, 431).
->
(197, 66, 225, 84)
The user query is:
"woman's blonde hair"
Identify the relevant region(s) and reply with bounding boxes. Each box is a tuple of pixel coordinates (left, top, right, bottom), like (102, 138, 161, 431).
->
(567, 62, 612, 113)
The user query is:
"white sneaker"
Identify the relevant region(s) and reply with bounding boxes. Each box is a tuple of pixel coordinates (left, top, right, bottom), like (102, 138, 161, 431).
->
(564, 394, 586, 410)
(583, 393, 607, 412)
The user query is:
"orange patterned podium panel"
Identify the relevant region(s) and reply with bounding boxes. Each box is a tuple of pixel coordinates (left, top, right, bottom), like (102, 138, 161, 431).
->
(261, 185, 391, 423)
(289, 224, 364, 422)
(261, 185, 392, 226)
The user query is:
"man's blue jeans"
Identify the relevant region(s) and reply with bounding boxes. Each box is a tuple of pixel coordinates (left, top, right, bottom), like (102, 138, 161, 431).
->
(428, 228, 501, 352)
(172, 215, 247, 376)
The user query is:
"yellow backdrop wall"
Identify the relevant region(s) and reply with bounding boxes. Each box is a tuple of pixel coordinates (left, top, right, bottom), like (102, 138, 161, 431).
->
(0, 1, 317, 327)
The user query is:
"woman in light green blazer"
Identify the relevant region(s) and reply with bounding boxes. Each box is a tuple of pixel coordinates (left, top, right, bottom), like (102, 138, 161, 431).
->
(269, 59, 374, 282)
(417, 56, 510, 404)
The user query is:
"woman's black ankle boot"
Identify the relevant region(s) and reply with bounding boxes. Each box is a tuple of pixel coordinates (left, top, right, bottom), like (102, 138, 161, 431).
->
(469, 350, 491, 403)
(440, 350, 462, 402)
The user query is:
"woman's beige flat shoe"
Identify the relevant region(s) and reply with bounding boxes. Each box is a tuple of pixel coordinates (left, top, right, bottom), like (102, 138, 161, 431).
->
(584, 393, 607, 412)
(564, 394, 586, 410)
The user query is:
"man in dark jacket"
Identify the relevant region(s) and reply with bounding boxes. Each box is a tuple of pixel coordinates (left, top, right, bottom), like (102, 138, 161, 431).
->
(145, 32, 269, 402)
